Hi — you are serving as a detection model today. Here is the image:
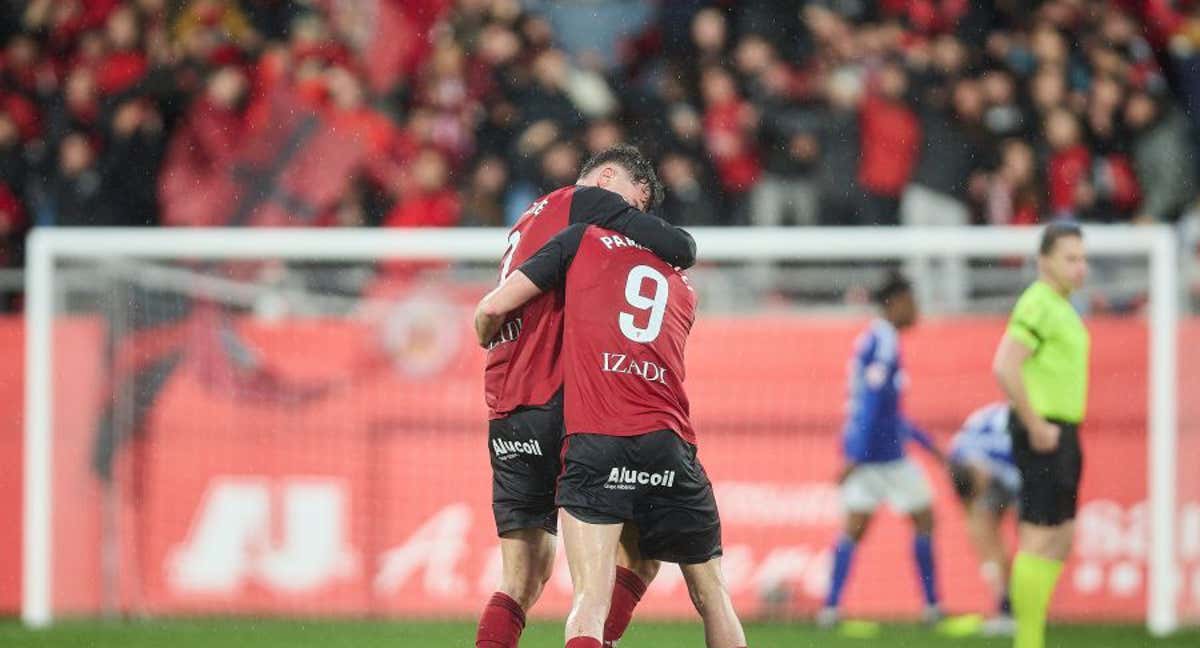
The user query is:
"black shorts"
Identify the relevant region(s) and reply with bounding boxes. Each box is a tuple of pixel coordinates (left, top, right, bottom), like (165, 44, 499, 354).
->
(1008, 412, 1083, 526)
(556, 430, 722, 565)
(489, 391, 563, 536)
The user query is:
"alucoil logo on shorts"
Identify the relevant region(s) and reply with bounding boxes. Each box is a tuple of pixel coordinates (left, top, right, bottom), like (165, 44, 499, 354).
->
(492, 438, 543, 458)
(606, 466, 676, 490)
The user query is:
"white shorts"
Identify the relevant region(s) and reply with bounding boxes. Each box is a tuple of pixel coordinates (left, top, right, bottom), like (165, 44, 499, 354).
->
(841, 457, 933, 514)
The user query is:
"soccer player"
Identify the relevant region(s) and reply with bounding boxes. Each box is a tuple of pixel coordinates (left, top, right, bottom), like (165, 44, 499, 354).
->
(476, 145, 696, 648)
(475, 224, 748, 648)
(947, 402, 1020, 636)
(992, 222, 1089, 648)
(818, 272, 944, 628)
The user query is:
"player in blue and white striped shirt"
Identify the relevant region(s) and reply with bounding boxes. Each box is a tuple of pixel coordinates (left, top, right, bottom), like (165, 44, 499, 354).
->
(948, 402, 1021, 635)
(819, 273, 944, 628)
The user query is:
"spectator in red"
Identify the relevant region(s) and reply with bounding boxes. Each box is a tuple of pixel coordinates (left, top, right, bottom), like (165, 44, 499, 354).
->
(1044, 108, 1091, 219)
(0, 181, 25, 264)
(701, 65, 760, 223)
(0, 175, 24, 304)
(97, 3, 149, 95)
(325, 65, 396, 160)
(1078, 75, 1140, 223)
(158, 65, 248, 226)
(382, 147, 459, 279)
(384, 147, 460, 228)
(859, 62, 920, 226)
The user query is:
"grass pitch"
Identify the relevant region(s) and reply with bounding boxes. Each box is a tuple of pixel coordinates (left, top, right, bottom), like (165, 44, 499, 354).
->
(2, 618, 1197, 647)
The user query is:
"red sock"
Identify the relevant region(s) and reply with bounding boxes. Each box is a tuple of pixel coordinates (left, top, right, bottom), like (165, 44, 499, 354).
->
(476, 592, 526, 648)
(602, 566, 648, 646)
(565, 638, 602, 648)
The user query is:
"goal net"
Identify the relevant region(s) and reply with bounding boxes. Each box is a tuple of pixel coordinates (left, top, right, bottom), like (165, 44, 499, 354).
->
(22, 226, 1193, 634)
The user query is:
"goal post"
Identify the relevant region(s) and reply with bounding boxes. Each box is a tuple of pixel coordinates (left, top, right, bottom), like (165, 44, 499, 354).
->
(22, 225, 1184, 633)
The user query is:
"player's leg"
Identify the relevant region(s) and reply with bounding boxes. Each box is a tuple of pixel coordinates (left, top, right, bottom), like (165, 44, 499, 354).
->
(890, 458, 940, 622)
(634, 431, 744, 647)
(478, 405, 564, 648)
(1011, 523, 1070, 648)
(499, 527, 557, 607)
(477, 528, 556, 648)
(953, 463, 1014, 622)
(680, 558, 748, 648)
(819, 510, 871, 626)
(908, 506, 942, 623)
(603, 523, 660, 647)
(1009, 421, 1083, 648)
(555, 432, 641, 648)
(820, 463, 882, 626)
(562, 509, 623, 647)
(1018, 520, 1075, 561)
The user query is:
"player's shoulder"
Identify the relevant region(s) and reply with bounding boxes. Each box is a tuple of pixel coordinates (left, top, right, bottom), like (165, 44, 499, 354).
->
(860, 319, 898, 360)
(1014, 281, 1038, 301)
(966, 401, 1009, 431)
(514, 186, 577, 229)
(582, 226, 653, 257)
(548, 184, 579, 201)
(1012, 280, 1055, 313)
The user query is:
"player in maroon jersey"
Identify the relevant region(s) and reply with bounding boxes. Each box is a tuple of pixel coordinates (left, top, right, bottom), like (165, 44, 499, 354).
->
(475, 225, 748, 648)
(475, 145, 697, 648)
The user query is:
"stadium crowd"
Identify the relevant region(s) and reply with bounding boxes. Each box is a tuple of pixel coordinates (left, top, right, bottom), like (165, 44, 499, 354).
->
(1, 0, 1200, 273)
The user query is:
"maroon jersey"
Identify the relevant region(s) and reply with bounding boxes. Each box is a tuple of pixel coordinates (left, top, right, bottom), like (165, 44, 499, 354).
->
(518, 224, 697, 443)
(484, 186, 697, 419)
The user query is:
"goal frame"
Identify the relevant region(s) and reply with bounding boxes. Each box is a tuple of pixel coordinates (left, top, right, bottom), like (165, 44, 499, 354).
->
(22, 225, 1181, 633)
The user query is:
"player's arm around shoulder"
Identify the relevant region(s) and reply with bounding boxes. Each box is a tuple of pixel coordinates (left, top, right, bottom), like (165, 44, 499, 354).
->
(474, 272, 542, 347)
(570, 185, 697, 268)
(473, 224, 588, 347)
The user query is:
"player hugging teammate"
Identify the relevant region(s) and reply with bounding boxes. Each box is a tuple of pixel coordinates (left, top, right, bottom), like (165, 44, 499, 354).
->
(475, 145, 749, 648)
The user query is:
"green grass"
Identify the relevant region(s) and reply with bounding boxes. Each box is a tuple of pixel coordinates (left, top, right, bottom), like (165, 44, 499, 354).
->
(2, 619, 1197, 647)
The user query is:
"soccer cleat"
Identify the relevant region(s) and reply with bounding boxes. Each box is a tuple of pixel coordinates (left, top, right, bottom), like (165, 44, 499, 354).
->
(921, 604, 944, 627)
(980, 614, 1016, 637)
(815, 607, 839, 629)
(934, 614, 984, 637)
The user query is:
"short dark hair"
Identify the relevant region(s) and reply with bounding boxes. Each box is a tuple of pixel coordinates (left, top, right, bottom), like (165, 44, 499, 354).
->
(872, 271, 912, 306)
(1039, 221, 1083, 256)
(578, 144, 665, 210)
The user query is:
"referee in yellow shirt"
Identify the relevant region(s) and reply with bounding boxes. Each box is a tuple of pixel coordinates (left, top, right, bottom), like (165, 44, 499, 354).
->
(992, 222, 1089, 648)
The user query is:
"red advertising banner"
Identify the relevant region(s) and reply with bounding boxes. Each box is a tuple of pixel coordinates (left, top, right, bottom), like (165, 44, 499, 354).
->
(0, 310, 1197, 621)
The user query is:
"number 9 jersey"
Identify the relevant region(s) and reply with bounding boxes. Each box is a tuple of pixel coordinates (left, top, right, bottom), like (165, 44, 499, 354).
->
(518, 224, 697, 444)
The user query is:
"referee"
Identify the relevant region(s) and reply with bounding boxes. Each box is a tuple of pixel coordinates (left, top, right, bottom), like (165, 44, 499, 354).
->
(992, 222, 1089, 648)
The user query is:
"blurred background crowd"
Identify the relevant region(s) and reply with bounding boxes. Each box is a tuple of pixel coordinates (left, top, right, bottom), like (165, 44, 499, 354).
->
(2, 0, 1200, 276)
